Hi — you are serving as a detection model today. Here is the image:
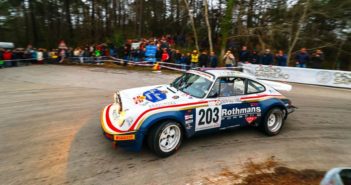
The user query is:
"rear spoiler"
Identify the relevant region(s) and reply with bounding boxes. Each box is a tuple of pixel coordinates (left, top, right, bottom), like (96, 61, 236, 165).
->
(259, 80, 292, 91)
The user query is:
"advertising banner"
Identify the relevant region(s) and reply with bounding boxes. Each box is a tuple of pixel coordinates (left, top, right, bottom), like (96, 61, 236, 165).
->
(241, 64, 351, 88)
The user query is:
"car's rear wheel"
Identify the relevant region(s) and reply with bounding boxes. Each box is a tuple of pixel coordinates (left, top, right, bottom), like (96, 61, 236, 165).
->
(147, 121, 183, 157)
(262, 108, 284, 136)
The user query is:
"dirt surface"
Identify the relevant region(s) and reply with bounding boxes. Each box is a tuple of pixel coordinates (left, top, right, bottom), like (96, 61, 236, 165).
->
(204, 156, 325, 185)
(0, 65, 350, 185)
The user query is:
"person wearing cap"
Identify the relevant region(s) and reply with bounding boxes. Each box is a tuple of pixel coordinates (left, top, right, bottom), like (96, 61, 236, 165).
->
(260, 49, 274, 65)
(190, 50, 199, 68)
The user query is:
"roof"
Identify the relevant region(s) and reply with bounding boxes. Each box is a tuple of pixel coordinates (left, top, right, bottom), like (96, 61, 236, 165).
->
(189, 68, 255, 79)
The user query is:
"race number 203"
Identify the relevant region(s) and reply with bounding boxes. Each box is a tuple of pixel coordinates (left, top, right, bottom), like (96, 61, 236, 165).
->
(195, 106, 222, 131)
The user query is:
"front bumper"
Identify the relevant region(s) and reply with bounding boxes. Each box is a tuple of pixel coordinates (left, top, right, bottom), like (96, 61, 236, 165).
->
(102, 130, 144, 152)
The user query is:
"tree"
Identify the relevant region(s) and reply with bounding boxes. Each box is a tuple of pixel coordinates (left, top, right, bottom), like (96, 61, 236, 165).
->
(203, 0, 213, 53)
(183, 0, 199, 51)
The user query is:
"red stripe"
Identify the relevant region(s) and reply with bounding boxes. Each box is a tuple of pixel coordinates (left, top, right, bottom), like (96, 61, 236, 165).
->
(129, 101, 208, 131)
(105, 104, 123, 133)
(240, 94, 281, 100)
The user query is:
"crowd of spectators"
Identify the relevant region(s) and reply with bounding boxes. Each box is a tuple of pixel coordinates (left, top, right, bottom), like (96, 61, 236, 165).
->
(235, 46, 325, 69)
(0, 35, 325, 70)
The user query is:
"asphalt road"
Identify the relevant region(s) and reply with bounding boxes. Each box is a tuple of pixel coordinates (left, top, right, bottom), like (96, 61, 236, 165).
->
(0, 65, 350, 185)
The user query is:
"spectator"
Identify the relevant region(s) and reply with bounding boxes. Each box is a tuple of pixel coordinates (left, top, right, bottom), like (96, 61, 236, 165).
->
(3, 49, 13, 67)
(185, 52, 191, 70)
(239, 46, 251, 63)
(311, 49, 324, 69)
(275, 50, 287, 66)
(210, 51, 218, 68)
(131, 48, 139, 62)
(223, 50, 235, 67)
(174, 50, 182, 64)
(180, 53, 187, 70)
(190, 50, 199, 68)
(260, 49, 274, 65)
(161, 49, 169, 62)
(250, 50, 259, 64)
(198, 51, 209, 68)
(295, 48, 310, 68)
(123, 42, 131, 61)
(37, 49, 44, 64)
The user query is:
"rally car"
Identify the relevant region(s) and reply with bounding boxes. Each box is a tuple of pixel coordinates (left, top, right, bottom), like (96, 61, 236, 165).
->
(101, 69, 295, 157)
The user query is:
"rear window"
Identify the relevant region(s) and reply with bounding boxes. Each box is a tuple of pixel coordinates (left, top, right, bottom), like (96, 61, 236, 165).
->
(247, 80, 265, 94)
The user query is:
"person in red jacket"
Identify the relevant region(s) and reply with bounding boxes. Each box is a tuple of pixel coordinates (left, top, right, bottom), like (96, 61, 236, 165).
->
(161, 49, 169, 62)
(3, 50, 12, 60)
(3, 50, 12, 67)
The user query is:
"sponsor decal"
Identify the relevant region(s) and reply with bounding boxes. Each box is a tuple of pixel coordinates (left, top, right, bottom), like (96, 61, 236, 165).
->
(143, 89, 167, 103)
(316, 71, 332, 84)
(114, 134, 135, 141)
(185, 110, 194, 130)
(172, 95, 179, 99)
(334, 72, 351, 84)
(254, 65, 289, 79)
(133, 95, 146, 104)
(148, 101, 177, 108)
(245, 116, 257, 124)
(222, 107, 261, 119)
(219, 97, 241, 105)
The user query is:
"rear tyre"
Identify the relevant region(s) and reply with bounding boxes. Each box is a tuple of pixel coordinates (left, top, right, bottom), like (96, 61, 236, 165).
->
(147, 121, 183, 157)
(262, 108, 284, 136)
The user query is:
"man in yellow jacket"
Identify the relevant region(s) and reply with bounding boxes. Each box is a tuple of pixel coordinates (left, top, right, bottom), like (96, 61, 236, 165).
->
(190, 50, 199, 69)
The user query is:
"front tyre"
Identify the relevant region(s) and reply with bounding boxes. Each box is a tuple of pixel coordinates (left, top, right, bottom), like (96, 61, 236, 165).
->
(262, 108, 284, 136)
(148, 121, 183, 157)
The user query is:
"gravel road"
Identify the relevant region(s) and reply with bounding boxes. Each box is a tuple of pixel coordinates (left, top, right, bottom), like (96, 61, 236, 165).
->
(0, 65, 350, 185)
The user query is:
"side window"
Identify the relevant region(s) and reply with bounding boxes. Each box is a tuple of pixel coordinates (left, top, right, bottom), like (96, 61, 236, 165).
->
(207, 79, 220, 98)
(247, 80, 265, 94)
(219, 77, 234, 97)
(211, 77, 245, 97)
(233, 78, 245, 95)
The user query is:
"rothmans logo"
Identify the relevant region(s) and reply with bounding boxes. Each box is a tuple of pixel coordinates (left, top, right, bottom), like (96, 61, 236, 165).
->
(222, 107, 261, 116)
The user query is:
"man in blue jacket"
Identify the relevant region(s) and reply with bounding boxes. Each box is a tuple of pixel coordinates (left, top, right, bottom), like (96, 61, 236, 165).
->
(295, 48, 310, 68)
(260, 49, 274, 65)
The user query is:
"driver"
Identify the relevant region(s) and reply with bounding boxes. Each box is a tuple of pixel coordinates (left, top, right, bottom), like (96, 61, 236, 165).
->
(220, 79, 234, 97)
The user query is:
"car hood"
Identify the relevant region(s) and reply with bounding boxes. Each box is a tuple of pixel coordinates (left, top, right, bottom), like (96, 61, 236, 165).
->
(119, 84, 199, 112)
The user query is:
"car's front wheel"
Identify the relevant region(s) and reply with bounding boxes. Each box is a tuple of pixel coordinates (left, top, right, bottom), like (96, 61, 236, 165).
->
(262, 108, 284, 136)
(148, 121, 183, 157)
